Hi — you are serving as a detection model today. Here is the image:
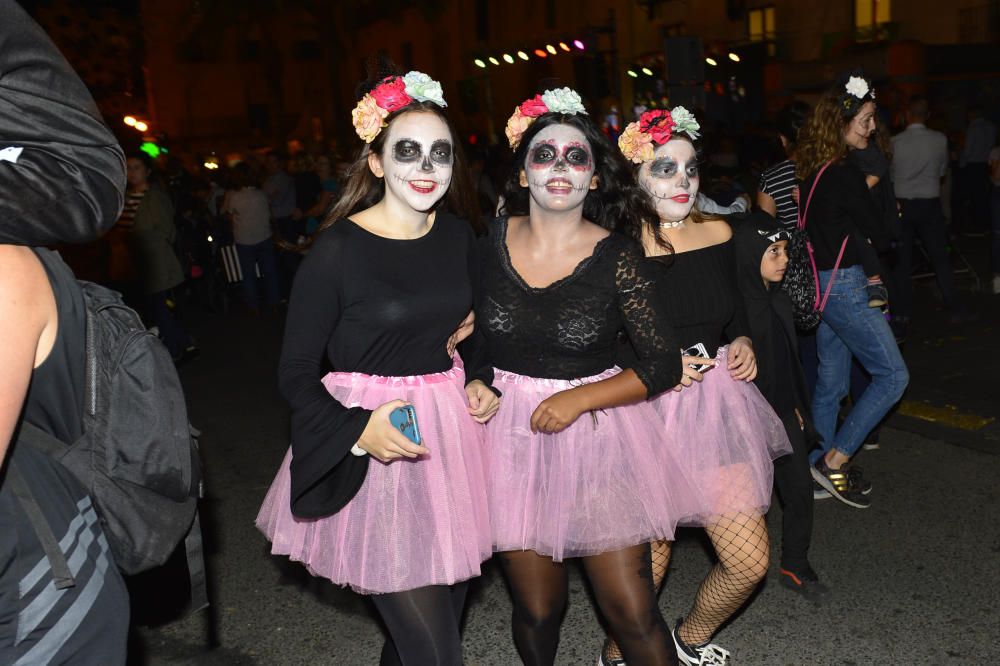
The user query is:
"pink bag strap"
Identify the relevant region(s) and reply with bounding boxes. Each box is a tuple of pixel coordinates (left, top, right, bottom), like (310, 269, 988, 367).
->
(798, 160, 847, 313)
(797, 160, 833, 232)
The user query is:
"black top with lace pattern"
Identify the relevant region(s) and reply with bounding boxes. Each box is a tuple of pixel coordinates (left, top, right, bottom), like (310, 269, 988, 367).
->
(478, 217, 681, 396)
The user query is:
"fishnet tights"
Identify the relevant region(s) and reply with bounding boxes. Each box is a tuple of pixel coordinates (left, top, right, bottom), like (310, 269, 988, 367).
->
(603, 513, 769, 660)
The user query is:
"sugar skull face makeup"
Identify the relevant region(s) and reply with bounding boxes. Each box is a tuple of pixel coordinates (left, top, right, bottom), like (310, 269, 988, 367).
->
(374, 111, 454, 212)
(521, 124, 596, 212)
(638, 138, 699, 223)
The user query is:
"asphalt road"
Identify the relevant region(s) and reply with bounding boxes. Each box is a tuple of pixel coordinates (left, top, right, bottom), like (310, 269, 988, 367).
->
(130, 254, 999, 666)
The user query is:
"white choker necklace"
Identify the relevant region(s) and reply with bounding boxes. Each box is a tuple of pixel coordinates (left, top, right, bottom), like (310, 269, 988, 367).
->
(659, 219, 686, 229)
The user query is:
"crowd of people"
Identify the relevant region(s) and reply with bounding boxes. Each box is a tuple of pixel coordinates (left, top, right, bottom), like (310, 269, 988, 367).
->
(2, 0, 996, 662)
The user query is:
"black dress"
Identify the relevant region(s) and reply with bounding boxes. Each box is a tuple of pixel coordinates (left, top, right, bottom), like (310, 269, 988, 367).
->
(0, 249, 129, 665)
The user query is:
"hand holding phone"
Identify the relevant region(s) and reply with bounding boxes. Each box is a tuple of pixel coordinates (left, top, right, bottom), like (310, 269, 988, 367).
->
(681, 342, 714, 373)
(354, 401, 428, 462)
(389, 405, 422, 445)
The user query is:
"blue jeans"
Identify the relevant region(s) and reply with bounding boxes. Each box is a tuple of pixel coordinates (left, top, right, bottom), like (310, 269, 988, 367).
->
(235, 239, 280, 309)
(810, 265, 909, 463)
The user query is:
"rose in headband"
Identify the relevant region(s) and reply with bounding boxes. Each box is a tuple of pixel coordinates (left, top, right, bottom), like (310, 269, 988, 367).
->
(504, 87, 588, 149)
(351, 71, 448, 143)
(840, 73, 875, 116)
(618, 106, 701, 163)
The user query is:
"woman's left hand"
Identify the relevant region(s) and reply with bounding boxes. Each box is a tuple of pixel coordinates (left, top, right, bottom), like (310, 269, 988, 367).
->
(530, 389, 586, 434)
(447, 310, 475, 357)
(466, 380, 500, 424)
(728, 336, 757, 382)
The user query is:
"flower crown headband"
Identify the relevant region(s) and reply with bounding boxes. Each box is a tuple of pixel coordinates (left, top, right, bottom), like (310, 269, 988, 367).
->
(840, 75, 875, 117)
(505, 88, 588, 149)
(618, 107, 701, 163)
(351, 71, 448, 144)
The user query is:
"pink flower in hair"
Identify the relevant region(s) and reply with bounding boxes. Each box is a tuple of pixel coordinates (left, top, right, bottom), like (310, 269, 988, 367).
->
(370, 77, 413, 113)
(519, 95, 549, 117)
(639, 110, 676, 145)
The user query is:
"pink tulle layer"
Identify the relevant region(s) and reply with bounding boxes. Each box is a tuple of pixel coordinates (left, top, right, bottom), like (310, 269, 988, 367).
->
(649, 345, 792, 526)
(486, 367, 699, 561)
(256, 365, 492, 594)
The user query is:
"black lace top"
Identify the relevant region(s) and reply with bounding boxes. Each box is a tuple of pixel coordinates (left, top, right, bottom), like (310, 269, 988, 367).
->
(642, 239, 751, 357)
(478, 218, 681, 396)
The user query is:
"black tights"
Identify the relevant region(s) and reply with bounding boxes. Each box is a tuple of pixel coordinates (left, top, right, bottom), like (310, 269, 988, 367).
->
(370, 581, 469, 666)
(498, 544, 676, 666)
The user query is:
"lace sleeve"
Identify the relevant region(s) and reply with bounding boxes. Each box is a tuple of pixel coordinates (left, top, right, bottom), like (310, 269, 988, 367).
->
(614, 242, 681, 396)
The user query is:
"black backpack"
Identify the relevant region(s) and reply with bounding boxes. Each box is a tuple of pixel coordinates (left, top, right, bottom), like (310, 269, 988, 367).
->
(14, 251, 207, 609)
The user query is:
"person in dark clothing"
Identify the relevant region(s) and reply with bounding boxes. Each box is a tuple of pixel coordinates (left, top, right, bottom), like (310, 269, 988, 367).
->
(795, 75, 909, 509)
(1, 4, 131, 661)
(256, 70, 499, 666)
(483, 91, 690, 666)
(732, 212, 830, 602)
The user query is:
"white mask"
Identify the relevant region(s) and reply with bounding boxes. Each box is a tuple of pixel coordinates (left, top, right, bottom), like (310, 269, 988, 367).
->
(522, 124, 595, 213)
(377, 111, 454, 212)
(638, 139, 700, 223)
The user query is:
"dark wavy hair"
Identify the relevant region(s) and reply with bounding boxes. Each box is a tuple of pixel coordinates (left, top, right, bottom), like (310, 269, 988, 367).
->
(498, 113, 659, 241)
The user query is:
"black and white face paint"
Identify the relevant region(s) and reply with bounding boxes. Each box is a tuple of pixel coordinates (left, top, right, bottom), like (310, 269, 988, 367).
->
(523, 124, 595, 212)
(638, 139, 699, 223)
(380, 112, 454, 211)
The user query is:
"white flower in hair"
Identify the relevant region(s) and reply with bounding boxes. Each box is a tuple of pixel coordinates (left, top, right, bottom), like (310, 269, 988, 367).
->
(845, 76, 870, 99)
(403, 71, 448, 107)
(541, 87, 587, 115)
(670, 106, 701, 139)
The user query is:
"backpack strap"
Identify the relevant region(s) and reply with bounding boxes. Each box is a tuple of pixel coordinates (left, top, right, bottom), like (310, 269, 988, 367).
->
(7, 460, 76, 590)
(798, 160, 848, 312)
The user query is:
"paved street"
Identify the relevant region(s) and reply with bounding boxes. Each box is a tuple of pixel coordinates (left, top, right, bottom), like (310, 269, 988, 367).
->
(131, 251, 999, 666)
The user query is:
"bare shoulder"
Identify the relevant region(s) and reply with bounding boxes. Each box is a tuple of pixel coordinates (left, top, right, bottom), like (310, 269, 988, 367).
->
(700, 217, 733, 243)
(0, 245, 48, 294)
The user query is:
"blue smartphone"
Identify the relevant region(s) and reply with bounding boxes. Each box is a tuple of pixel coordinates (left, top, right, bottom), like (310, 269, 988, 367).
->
(389, 405, 422, 445)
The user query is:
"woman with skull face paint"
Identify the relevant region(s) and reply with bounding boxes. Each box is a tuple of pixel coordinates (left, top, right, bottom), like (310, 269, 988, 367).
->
(601, 108, 792, 666)
(256, 71, 499, 666)
(478, 89, 703, 666)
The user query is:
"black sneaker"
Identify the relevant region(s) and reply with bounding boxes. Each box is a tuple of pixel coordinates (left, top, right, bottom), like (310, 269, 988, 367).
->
(813, 480, 832, 500)
(672, 619, 730, 665)
(866, 283, 888, 308)
(597, 638, 626, 666)
(779, 567, 831, 603)
(848, 466, 872, 495)
(811, 459, 870, 508)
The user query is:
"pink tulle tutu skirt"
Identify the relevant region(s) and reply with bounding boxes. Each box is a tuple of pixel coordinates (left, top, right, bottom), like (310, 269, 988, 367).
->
(486, 366, 698, 561)
(649, 345, 791, 526)
(256, 364, 492, 594)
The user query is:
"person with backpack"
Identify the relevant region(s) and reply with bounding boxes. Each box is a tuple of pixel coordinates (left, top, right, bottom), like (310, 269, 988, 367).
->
(1, 245, 131, 665)
(795, 75, 909, 509)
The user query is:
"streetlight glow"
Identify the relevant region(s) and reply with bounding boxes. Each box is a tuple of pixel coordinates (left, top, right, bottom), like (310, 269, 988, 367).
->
(706, 57, 718, 66)
(123, 115, 137, 127)
(474, 59, 486, 68)
(729, 52, 740, 62)
(503, 53, 514, 63)
(134, 121, 149, 132)
(546, 44, 557, 55)
(642, 67, 653, 76)
(489, 56, 499, 65)
(518, 51, 529, 61)
(627, 70, 638, 78)
(559, 42, 570, 51)
(534, 49, 547, 58)
(573, 40, 585, 50)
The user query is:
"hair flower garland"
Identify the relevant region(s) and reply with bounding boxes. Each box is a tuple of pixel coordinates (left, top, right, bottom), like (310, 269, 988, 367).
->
(505, 87, 588, 149)
(351, 71, 447, 143)
(618, 106, 701, 163)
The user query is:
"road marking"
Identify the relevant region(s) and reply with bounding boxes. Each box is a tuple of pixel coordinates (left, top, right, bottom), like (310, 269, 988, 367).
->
(898, 400, 996, 431)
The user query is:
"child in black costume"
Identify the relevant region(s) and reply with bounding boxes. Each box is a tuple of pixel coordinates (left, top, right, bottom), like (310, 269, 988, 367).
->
(732, 212, 830, 601)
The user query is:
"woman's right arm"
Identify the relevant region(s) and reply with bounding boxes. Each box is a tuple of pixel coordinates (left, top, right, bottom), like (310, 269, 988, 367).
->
(278, 233, 424, 467)
(756, 191, 777, 217)
(0, 246, 54, 461)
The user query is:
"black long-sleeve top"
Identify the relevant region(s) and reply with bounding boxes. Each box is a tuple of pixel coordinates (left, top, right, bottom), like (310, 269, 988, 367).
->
(641, 238, 751, 358)
(278, 213, 493, 517)
(0, 0, 125, 245)
(478, 217, 681, 396)
(800, 160, 889, 270)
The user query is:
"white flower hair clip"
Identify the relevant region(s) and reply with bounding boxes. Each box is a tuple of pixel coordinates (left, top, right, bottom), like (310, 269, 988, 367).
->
(845, 76, 872, 100)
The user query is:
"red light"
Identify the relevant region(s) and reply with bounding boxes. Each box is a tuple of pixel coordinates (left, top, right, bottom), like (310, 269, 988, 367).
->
(468, 134, 478, 145)
(534, 49, 547, 58)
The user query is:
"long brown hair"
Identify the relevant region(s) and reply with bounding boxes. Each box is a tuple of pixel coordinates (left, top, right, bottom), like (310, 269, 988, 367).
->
(315, 102, 480, 236)
(796, 89, 868, 179)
